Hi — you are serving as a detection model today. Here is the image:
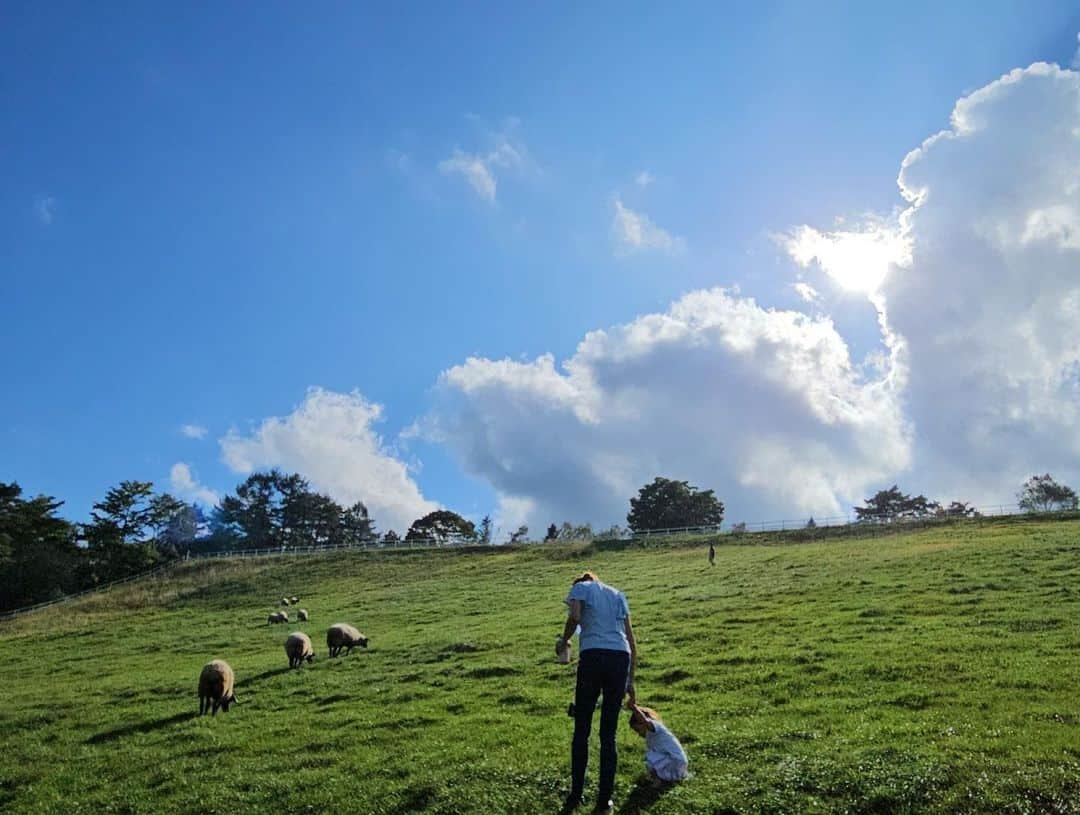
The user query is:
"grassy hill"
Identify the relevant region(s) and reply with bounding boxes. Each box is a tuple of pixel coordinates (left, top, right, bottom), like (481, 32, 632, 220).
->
(1, 520, 1077, 814)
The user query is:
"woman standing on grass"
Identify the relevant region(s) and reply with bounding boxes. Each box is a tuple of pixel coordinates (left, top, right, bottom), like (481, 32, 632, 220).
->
(556, 571, 638, 813)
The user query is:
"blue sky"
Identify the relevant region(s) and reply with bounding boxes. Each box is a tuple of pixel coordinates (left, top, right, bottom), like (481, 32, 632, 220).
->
(4, 4, 1080, 535)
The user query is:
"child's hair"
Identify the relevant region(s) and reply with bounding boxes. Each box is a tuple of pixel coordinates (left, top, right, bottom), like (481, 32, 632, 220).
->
(629, 705, 662, 727)
(572, 571, 598, 585)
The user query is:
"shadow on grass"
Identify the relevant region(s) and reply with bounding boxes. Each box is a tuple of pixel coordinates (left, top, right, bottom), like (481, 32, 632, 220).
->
(240, 666, 291, 686)
(617, 777, 673, 815)
(86, 667, 291, 744)
(87, 710, 198, 744)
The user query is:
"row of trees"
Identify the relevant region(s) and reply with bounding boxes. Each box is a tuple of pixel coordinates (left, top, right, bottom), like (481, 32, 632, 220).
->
(0, 471, 380, 612)
(0, 479, 195, 611)
(3, 470, 1075, 612)
(851, 475, 1077, 524)
(0, 473, 726, 609)
(396, 477, 727, 546)
(216, 470, 375, 550)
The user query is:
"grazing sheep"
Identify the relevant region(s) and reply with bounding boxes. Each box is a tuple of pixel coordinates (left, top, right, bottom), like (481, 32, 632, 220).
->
(297, 608, 309, 622)
(326, 623, 369, 657)
(289, 596, 299, 604)
(198, 659, 237, 715)
(268, 611, 289, 625)
(280, 597, 291, 606)
(285, 632, 315, 668)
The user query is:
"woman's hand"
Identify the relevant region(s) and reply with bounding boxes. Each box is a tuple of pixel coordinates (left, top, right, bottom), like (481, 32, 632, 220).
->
(625, 679, 636, 705)
(555, 636, 568, 656)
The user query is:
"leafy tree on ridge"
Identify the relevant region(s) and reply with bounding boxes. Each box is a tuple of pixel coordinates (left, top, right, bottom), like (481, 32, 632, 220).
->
(627, 477, 724, 532)
(405, 510, 476, 544)
(1018, 474, 1078, 513)
(0, 482, 81, 611)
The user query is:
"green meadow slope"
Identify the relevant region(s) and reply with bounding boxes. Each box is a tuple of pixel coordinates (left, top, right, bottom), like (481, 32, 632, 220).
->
(1, 520, 1077, 814)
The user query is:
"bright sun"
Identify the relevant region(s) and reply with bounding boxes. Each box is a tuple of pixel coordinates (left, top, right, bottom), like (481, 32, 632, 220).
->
(787, 224, 908, 295)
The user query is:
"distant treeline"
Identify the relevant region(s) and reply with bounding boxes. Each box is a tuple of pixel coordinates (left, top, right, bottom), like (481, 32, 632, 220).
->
(0, 470, 377, 612)
(1, 470, 1074, 613)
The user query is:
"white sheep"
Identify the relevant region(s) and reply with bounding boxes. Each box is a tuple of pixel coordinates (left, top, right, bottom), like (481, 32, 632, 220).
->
(268, 610, 289, 625)
(297, 609, 309, 622)
(198, 659, 237, 715)
(285, 631, 315, 668)
(326, 623, 368, 657)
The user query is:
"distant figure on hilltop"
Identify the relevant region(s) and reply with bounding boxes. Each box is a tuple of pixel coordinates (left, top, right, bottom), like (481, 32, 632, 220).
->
(557, 571, 638, 813)
(708, 542, 715, 567)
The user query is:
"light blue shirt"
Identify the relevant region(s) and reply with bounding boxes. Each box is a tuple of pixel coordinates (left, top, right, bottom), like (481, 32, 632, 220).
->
(566, 580, 631, 653)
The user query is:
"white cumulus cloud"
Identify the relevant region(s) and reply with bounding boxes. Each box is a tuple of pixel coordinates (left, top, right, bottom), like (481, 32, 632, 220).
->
(425, 288, 909, 529)
(169, 462, 220, 507)
(885, 61, 1080, 502)
(612, 197, 685, 255)
(787, 60, 1080, 504)
(426, 55, 1080, 527)
(180, 424, 208, 440)
(220, 388, 437, 534)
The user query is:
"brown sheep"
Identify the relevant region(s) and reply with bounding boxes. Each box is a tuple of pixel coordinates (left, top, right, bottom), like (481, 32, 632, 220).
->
(297, 608, 309, 622)
(280, 597, 291, 606)
(268, 610, 289, 625)
(326, 623, 368, 657)
(285, 631, 315, 668)
(198, 659, 237, 715)
(289, 596, 299, 604)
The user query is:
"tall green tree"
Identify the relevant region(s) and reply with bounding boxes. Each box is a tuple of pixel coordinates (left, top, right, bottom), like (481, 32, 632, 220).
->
(405, 510, 476, 544)
(83, 481, 181, 582)
(341, 501, 376, 545)
(219, 470, 375, 549)
(478, 515, 493, 545)
(853, 486, 940, 522)
(1018, 474, 1078, 513)
(627, 477, 724, 532)
(0, 482, 82, 611)
(219, 471, 288, 549)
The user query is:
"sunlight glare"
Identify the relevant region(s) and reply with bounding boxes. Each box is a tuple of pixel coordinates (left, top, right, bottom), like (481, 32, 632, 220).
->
(786, 224, 908, 295)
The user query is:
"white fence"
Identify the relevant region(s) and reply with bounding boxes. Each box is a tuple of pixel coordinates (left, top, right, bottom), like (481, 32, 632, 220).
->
(1, 502, 1075, 622)
(630, 502, 1044, 537)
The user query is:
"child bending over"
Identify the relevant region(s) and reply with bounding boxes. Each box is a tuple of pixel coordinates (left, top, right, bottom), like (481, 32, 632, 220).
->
(628, 704, 689, 783)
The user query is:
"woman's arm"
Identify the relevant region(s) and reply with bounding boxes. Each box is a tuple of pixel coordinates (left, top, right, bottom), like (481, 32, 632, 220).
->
(624, 615, 638, 703)
(560, 599, 583, 644)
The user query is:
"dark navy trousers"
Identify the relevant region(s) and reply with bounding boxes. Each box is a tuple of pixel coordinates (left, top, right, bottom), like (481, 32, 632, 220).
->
(571, 648, 630, 801)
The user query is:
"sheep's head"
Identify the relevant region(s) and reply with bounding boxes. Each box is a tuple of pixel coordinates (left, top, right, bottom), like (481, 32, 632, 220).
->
(221, 693, 237, 712)
(305, 653, 315, 663)
(358, 636, 369, 648)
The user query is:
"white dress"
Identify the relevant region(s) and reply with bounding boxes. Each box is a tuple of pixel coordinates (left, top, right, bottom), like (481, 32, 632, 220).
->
(644, 722, 689, 781)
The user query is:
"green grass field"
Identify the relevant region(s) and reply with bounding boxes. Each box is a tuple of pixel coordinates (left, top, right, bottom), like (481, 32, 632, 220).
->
(1, 520, 1077, 814)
